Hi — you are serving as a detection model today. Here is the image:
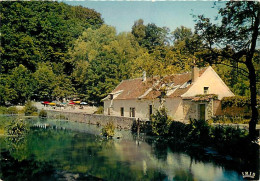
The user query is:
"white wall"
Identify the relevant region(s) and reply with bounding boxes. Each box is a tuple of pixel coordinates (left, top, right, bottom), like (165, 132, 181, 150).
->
(104, 97, 185, 121)
(182, 66, 234, 100)
(108, 99, 159, 119)
(165, 98, 183, 121)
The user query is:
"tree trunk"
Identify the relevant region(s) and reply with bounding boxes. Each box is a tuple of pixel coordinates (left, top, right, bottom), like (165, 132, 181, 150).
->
(246, 60, 259, 140)
(247, 7, 259, 140)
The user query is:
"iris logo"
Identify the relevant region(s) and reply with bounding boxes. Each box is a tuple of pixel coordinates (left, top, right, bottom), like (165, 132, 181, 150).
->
(242, 172, 256, 179)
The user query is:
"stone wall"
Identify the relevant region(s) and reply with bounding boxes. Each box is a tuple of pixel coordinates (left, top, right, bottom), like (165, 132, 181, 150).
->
(206, 100, 213, 119)
(46, 110, 137, 130)
(183, 100, 198, 122)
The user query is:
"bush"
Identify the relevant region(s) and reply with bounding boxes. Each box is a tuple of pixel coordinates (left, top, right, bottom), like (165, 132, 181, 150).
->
(151, 107, 172, 136)
(6, 119, 29, 136)
(0, 106, 8, 114)
(187, 119, 211, 144)
(102, 122, 115, 138)
(95, 106, 104, 114)
(168, 121, 188, 140)
(212, 116, 251, 124)
(24, 102, 38, 116)
(6, 107, 18, 115)
(39, 110, 47, 118)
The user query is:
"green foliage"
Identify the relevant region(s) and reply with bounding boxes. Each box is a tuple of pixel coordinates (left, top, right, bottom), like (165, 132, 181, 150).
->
(221, 96, 252, 109)
(149, 108, 249, 150)
(0, 107, 18, 115)
(6, 107, 18, 115)
(39, 110, 47, 118)
(0, 0, 257, 111)
(0, 1, 103, 105)
(70, 25, 148, 104)
(0, 106, 8, 114)
(151, 107, 172, 136)
(194, 1, 260, 137)
(95, 106, 104, 114)
(195, 94, 218, 100)
(101, 122, 115, 138)
(132, 19, 171, 53)
(8, 65, 35, 104)
(211, 125, 248, 143)
(24, 102, 38, 116)
(168, 121, 188, 141)
(187, 119, 211, 144)
(33, 63, 56, 100)
(6, 119, 29, 136)
(0, 1, 103, 74)
(212, 116, 251, 124)
(213, 64, 252, 97)
(220, 96, 260, 119)
(51, 74, 75, 101)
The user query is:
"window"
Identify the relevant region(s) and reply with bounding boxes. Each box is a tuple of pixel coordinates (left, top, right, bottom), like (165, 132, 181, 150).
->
(120, 107, 124, 116)
(108, 108, 110, 115)
(204, 87, 209, 94)
(149, 104, 153, 114)
(149, 105, 153, 119)
(109, 94, 113, 100)
(130, 107, 135, 117)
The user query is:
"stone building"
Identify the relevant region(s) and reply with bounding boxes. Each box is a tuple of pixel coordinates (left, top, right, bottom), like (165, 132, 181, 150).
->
(103, 66, 234, 122)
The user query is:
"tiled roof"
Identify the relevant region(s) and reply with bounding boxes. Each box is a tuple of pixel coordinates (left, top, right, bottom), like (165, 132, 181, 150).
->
(111, 77, 156, 100)
(110, 67, 208, 100)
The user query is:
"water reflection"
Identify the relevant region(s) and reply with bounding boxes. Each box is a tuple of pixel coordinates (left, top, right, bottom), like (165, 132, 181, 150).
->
(0, 118, 255, 180)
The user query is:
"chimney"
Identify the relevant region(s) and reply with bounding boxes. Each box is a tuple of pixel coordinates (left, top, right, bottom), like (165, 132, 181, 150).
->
(142, 71, 146, 82)
(192, 65, 199, 83)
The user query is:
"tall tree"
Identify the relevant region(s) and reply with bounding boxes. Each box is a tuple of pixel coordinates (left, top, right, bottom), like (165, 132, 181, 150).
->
(0, 1, 103, 74)
(8, 65, 35, 104)
(131, 19, 171, 53)
(70, 25, 149, 104)
(195, 1, 260, 139)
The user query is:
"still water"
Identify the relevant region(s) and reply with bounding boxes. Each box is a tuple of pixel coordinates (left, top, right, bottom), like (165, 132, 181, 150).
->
(0, 117, 252, 180)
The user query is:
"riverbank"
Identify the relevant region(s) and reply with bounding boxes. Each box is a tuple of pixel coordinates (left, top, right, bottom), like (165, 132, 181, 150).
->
(45, 110, 138, 130)
(45, 109, 260, 131)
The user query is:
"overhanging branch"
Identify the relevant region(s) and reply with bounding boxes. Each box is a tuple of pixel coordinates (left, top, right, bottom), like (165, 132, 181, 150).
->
(214, 62, 249, 77)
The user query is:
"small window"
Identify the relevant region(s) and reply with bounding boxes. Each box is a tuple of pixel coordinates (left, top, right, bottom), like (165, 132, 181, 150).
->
(110, 94, 113, 100)
(204, 87, 209, 94)
(149, 105, 153, 119)
(130, 107, 135, 117)
(108, 108, 110, 115)
(149, 105, 153, 115)
(120, 107, 124, 116)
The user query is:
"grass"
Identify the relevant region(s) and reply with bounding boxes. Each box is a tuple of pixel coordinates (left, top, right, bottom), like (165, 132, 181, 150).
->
(211, 116, 251, 124)
(0, 128, 5, 135)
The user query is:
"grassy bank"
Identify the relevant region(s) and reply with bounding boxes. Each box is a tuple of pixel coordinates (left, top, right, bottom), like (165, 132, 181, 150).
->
(146, 107, 256, 158)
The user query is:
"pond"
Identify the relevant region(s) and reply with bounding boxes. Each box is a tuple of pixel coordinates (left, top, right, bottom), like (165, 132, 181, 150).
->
(0, 117, 257, 180)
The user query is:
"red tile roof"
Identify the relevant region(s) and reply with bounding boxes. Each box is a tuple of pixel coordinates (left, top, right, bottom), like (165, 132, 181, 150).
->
(110, 67, 208, 100)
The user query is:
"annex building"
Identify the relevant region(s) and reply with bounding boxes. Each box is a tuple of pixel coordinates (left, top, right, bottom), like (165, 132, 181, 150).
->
(103, 66, 234, 122)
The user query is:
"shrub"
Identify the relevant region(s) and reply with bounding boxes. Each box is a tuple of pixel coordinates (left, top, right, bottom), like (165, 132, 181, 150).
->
(24, 102, 38, 116)
(39, 110, 47, 118)
(6, 119, 29, 136)
(151, 107, 172, 136)
(102, 122, 115, 138)
(213, 116, 251, 124)
(0, 106, 8, 114)
(6, 107, 18, 115)
(168, 121, 188, 140)
(95, 106, 104, 114)
(187, 119, 211, 144)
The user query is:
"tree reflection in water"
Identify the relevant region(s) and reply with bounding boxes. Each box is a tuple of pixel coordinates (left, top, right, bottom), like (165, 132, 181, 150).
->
(0, 124, 257, 180)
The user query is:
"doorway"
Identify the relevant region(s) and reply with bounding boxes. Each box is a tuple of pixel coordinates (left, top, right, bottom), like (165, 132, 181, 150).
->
(199, 104, 206, 121)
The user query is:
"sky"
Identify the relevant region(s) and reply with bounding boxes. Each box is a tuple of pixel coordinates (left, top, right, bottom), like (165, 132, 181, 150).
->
(64, 1, 223, 33)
